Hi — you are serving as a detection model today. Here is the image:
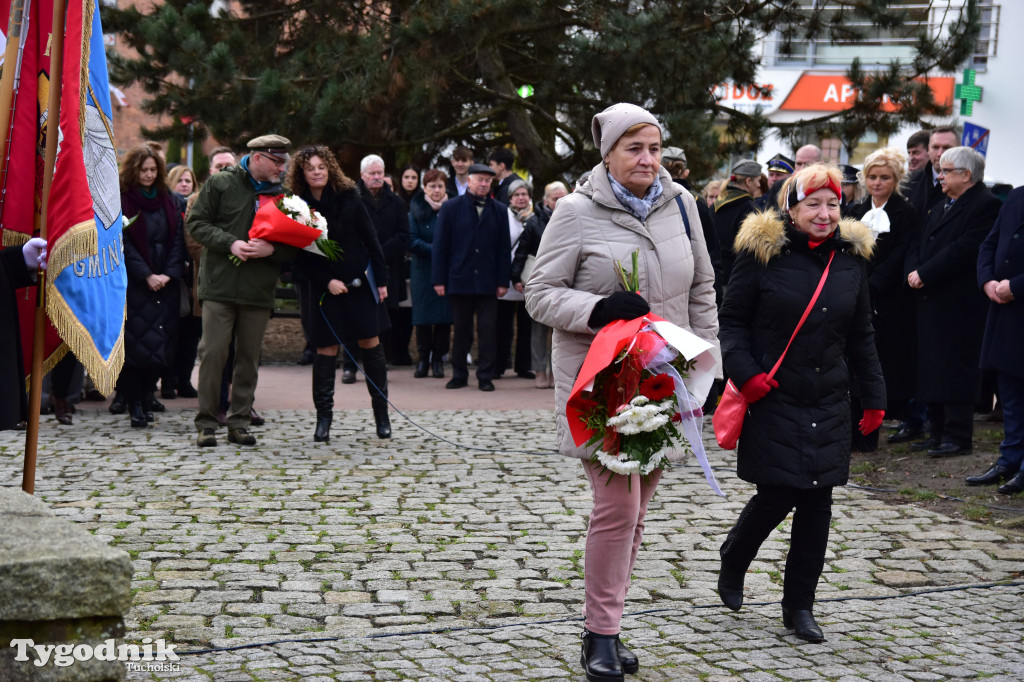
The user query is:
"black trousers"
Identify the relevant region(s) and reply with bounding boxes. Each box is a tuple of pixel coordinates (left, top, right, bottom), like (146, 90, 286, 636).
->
(449, 294, 498, 382)
(720, 485, 833, 611)
(415, 324, 451, 361)
(927, 402, 974, 447)
(495, 300, 532, 376)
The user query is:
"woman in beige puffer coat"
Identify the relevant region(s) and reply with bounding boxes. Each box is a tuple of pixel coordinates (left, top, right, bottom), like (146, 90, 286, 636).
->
(525, 103, 720, 682)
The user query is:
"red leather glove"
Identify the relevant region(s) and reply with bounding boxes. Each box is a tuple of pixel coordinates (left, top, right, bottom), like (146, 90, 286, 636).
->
(739, 373, 778, 403)
(859, 409, 885, 435)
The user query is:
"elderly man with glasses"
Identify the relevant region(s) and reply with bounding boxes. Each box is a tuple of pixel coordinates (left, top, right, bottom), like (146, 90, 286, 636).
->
(187, 134, 296, 447)
(905, 146, 1002, 458)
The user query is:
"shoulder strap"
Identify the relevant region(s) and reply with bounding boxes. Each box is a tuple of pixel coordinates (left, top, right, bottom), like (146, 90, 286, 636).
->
(673, 195, 691, 239)
(767, 250, 835, 380)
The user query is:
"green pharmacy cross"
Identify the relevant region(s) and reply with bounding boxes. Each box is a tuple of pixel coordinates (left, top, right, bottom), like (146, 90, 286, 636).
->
(955, 69, 983, 116)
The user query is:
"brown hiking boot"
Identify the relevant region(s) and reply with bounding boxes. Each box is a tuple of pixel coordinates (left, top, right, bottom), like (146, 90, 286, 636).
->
(227, 427, 256, 446)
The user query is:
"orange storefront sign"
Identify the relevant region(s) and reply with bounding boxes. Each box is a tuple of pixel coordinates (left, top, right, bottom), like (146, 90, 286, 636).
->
(779, 74, 954, 112)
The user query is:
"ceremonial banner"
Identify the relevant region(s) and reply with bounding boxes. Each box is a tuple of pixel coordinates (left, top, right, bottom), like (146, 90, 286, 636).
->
(45, 0, 126, 394)
(0, 0, 66, 377)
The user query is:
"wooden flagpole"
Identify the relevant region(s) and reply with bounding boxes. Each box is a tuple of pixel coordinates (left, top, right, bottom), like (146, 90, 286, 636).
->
(0, 0, 28, 166)
(23, 0, 65, 494)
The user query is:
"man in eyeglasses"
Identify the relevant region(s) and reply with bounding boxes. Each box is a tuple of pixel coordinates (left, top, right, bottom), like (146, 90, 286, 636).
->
(905, 146, 1002, 458)
(906, 126, 959, 219)
(187, 134, 296, 447)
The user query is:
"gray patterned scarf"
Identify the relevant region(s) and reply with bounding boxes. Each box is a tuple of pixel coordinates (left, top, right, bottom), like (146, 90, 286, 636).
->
(608, 173, 663, 222)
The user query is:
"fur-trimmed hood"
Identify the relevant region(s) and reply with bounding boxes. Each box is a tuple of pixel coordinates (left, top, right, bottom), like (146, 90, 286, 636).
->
(734, 209, 876, 265)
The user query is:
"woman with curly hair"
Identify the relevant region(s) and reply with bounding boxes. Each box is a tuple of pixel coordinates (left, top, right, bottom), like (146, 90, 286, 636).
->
(287, 145, 391, 442)
(119, 144, 186, 427)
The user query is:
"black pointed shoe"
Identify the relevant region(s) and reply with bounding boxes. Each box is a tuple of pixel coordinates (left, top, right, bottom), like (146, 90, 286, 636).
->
(887, 424, 923, 443)
(616, 637, 639, 675)
(580, 629, 623, 682)
(966, 464, 1012, 486)
(998, 471, 1024, 495)
(782, 607, 824, 643)
(717, 565, 744, 612)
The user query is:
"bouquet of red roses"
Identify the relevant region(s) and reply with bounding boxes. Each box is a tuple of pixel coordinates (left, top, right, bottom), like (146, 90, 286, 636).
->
(567, 314, 722, 494)
(230, 194, 340, 265)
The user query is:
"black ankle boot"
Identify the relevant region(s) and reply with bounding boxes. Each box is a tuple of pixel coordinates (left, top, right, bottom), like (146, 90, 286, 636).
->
(363, 344, 391, 439)
(109, 391, 126, 414)
(432, 359, 444, 378)
(782, 606, 824, 643)
(312, 354, 336, 443)
(718, 564, 745, 611)
(129, 401, 149, 428)
(616, 637, 639, 674)
(580, 630, 623, 682)
(414, 360, 429, 378)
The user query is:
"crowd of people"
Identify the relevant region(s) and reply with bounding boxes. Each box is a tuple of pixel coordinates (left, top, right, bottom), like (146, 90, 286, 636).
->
(2, 101, 1021, 681)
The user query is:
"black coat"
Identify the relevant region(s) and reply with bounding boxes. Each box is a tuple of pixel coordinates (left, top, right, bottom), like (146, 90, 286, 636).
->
(978, 186, 1024, 379)
(0, 246, 34, 429)
(408, 193, 452, 326)
(905, 162, 945, 223)
(122, 195, 186, 370)
(720, 212, 884, 489)
(510, 207, 551, 284)
(358, 181, 408, 306)
(713, 184, 757, 285)
(679, 178, 724, 304)
(299, 185, 389, 291)
(847, 192, 921, 405)
(906, 181, 1002, 402)
(432, 193, 511, 295)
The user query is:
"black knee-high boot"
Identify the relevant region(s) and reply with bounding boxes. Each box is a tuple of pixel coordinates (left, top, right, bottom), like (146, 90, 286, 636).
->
(312, 354, 336, 442)
(362, 344, 391, 438)
(718, 489, 793, 610)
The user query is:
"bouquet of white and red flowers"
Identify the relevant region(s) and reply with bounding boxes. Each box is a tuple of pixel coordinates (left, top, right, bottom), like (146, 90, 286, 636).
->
(230, 194, 340, 265)
(567, 313, 722, 494)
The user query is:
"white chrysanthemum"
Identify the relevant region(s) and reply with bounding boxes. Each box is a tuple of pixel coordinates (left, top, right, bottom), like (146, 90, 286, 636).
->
(281, 195, 312, 224)
(630, 395, 650, 406)
(640, 450, 667, 476)
(640, 413, 670, 432)
(596, 451, 640, 475)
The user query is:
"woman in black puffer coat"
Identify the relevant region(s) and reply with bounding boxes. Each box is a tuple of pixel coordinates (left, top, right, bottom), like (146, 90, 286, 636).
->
(717, 164, 885, 643)
(120, 145, 186, 428)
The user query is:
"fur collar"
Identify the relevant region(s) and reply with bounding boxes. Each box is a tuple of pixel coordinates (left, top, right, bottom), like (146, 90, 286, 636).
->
(734, 209, 876, 265)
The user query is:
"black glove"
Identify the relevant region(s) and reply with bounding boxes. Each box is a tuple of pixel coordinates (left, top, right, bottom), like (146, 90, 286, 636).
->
(588, 291, 651, 328)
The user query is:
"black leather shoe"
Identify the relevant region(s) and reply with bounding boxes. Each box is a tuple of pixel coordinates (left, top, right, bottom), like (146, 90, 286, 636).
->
(616, 637, 639, 675)
(129, 402, 149, 428)
(446, 379, 467, 389)
(717, 565, 744, 612)
(161, 386, 176, 399)
(517, 370, 536, 380)
(298, 348, 315, 366)
(249, 408, 266, 426)
(432, 361, 444, 378)
(580, 630, 624, 682)
(782, 607, 824, 643)
(909, 438, 940, 452)
(998, 471, 1024, 495)
(479, 380, 495, 392)
(108, 392, 126, 415)
(147, 393, 166, 412)
(341, 368, 357, 384)
(414, 361, 429, 378)
(928, 442, 972, 458)
(966, 464, 1012, 486)
(888, 424, 923, 443)
(177, 382, 198, 398)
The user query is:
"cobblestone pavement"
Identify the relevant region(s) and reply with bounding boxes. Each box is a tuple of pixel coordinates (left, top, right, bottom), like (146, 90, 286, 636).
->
(2, 408, 1023, 681)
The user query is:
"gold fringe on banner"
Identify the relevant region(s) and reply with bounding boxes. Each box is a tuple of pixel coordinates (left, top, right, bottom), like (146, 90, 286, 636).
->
(79, 0, 92, 135)
(45, 219, 98, 281)
(45, 279, 125, 396)
(2, 230, 31, 247)
(23, 343, 69, 394)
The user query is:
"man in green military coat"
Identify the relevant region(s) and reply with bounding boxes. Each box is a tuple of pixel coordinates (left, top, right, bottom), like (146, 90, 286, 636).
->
(187, 134, 296, 447)
(714, 159, 762, 286)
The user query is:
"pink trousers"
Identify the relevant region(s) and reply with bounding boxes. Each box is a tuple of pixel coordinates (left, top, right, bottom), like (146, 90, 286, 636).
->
(581, 460, 662, 635)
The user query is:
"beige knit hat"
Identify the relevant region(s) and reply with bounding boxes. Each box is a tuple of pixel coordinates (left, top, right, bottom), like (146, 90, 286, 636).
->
(591, 103, 662, 158)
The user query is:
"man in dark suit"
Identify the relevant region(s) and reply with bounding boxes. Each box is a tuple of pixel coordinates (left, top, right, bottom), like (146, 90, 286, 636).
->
(905, 126, 959, 220)
(358, 154, 411, 367)
(967, 186, 1024, 492)
(432, 163, 512, 391)
(906, 146, 1002, 457)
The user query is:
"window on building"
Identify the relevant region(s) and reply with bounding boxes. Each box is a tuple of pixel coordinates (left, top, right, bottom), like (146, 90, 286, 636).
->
(770, 1, 999, 72)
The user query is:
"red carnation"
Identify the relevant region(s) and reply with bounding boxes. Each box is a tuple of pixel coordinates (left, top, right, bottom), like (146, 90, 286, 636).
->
(639, 373, 674, 401)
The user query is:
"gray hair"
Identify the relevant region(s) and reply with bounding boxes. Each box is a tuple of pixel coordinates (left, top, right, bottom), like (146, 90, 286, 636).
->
(940, 146, 985, 183)
(360, 154, 385, 173)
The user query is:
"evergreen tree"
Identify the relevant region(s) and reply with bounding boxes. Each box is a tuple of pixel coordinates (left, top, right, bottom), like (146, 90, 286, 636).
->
(104, 0, 980, 183)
